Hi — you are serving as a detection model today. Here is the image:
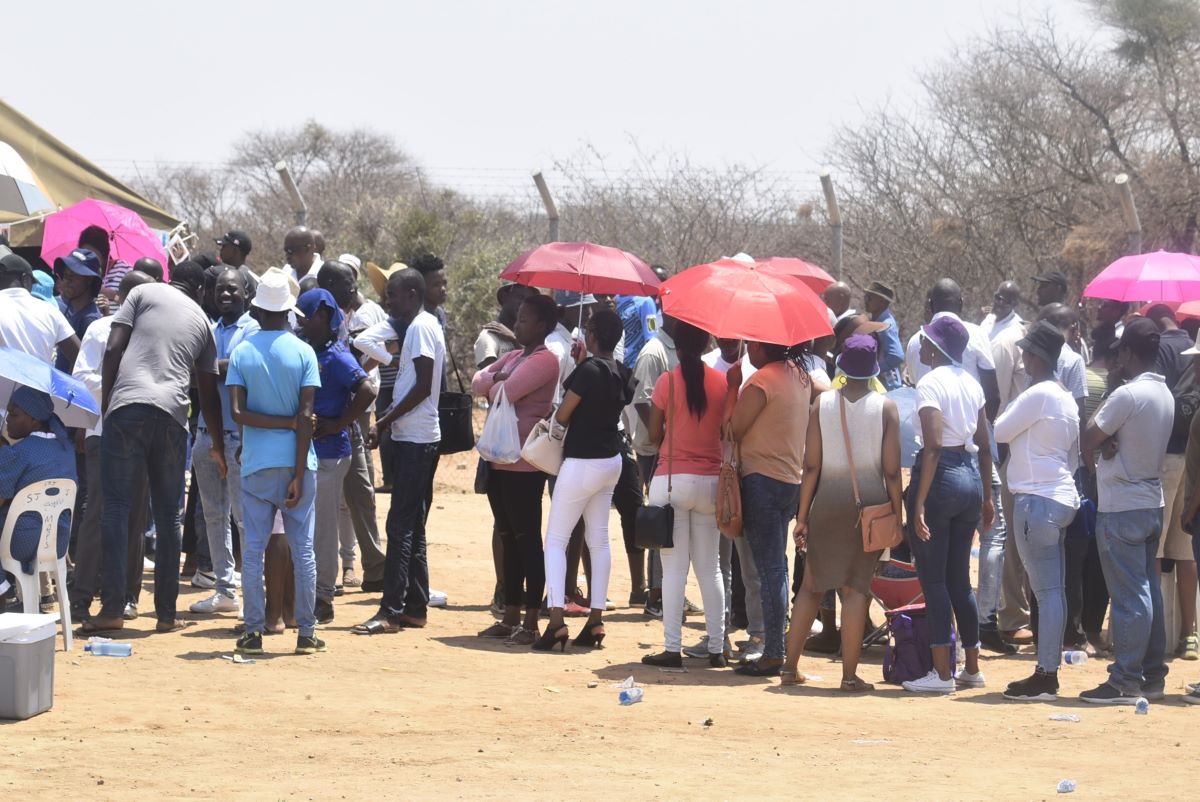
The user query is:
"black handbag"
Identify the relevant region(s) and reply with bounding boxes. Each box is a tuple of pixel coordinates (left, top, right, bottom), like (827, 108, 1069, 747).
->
(438, 335, 475, 455)
(635, 374, 674, 549)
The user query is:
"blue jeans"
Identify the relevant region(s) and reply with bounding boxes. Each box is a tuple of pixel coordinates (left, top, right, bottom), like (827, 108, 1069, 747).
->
(740, 473, 800, 660)
(381, 441, 440, 619)
(1013, 494, 1076, 672)
(99, 405, 188, 621)
(240, 467, 317, 637)
(977, 467, 1006, 629)
(907, 450, 982, 649)
(1095, 508, 1168, 694)
(193, 429, 243, 599)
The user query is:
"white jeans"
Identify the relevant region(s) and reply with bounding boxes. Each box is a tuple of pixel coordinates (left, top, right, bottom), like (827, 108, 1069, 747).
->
(650, 474, 725, 653)
(545, 456, 622, 610)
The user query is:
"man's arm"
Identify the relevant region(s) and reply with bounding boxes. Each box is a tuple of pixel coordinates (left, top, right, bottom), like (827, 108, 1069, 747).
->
(228, 386, 303, 430)
(286, 386, 317, 508)
(979, 367, 1000, 422)
(1081, 420, 1113, 474)
(315, 376, 378, 440)
(56, 335, 81, 373)
(100, 323, 133, 413)
(375, 356, 434, 434)
(196, 370, 227, 479)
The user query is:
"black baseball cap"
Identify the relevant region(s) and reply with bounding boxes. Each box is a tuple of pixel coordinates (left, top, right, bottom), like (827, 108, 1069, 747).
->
(216, 230, 252, 256)
(1033, 270, 1068, 289)
(0, 252, 33, 275)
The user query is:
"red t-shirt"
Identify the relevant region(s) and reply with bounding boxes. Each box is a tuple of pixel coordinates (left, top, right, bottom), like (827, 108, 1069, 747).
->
(650, 364, 727, 477)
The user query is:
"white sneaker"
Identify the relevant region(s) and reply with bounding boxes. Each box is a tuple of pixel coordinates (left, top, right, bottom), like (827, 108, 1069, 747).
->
(189, 592, 239, 614)
(955, 669, 986, 688)
(191, 571, 216, 589)
(232, 571, 242, 588)
(903, 670, 956, 694)
(429, 589, 448, 608)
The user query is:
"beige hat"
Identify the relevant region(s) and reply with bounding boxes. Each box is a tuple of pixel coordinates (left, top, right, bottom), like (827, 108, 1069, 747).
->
(253, 267, 303, 315)
(367, 261, 407, 300)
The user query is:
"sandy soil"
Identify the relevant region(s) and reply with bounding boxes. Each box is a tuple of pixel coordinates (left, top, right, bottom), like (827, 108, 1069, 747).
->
(3, 450, 1198, 800)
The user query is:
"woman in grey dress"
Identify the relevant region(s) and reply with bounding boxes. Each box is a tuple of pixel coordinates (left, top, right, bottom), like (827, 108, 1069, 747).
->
(781, 335, 903, 691)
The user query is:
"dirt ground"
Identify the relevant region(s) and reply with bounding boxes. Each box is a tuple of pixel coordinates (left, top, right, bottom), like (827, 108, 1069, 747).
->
(3, 450, 1198, 800)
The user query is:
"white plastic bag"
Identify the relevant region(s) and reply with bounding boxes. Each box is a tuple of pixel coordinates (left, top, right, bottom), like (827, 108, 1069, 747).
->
(476, 385, 522, 464)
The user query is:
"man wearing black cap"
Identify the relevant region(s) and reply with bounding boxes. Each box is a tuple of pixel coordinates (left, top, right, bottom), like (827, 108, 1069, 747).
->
(216, 231, 252, 270)
(1033, 270, 1069, 308)
(0, 252, 79, 368)
(53, 248, 104, 373)
(863, 280, 905, 391)
(1080, 317, 1173, 704)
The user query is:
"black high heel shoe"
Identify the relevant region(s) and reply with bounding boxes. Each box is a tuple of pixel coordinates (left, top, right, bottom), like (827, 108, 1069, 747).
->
(532, 623, 569, 652)
(573, 621, 606, 648)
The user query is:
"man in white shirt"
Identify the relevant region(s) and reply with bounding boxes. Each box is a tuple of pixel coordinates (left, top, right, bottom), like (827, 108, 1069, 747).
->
(355, 268, 445, 633)
(282, 227, 322, 283)
(68, 270, 156, 621)
(981, 281, 1023, 341)
(0, 253, 79, 367)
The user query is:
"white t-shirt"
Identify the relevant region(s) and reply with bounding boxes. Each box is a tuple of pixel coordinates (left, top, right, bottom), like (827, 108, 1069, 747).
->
(905, 311, 996, 384)
(981, 311, 1022, 341)
(349, 298, 388, 386)
(0, 287, 74, 364)
(543, 323, 577, 405)
(386, 311, 446, 444)
(915, 365, 986, 452)
(73, 315, 114, 438)
(994, 380, 1080, 507)
(703, 348, 737, 374)
(1056, 348, 1088, 401)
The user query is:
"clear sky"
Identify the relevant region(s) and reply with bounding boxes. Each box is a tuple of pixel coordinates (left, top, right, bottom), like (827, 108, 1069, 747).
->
(3, 0, 1100, 203)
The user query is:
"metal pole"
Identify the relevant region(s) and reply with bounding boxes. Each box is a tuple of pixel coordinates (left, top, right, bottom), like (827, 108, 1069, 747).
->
(532, 170, 559, 242)
(275, 161, 308, 227)
(1115, 173, 1143, 254)
(819, 168, 843, 279)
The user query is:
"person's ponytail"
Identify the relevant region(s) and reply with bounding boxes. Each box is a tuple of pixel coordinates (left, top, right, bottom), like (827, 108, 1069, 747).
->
(673, 322, 711, 418)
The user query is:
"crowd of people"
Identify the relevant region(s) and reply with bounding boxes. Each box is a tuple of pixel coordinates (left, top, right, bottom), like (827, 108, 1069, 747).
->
(2, 225, 1200, 707)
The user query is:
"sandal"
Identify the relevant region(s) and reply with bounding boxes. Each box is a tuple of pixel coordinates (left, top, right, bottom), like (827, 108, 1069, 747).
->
(839, 677, 875, 693)
(80, 617, 124, 634)
(156, 620, 196, 633)
(780, 669, 807, 686)
(504, 626, 537, 646)
(478, 623, 515, 639)
(351, 617, 400, 635)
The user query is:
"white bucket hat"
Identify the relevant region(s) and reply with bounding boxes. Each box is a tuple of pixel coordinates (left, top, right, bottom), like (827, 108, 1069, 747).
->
(338, 253, 363, 275)
(252, 267, 303, 315)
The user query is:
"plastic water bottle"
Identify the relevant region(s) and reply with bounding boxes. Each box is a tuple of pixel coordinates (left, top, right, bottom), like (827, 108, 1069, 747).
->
(1134, 697, 1149, 715)
(84, 642, 132, 657)
(1062, 650, 1088, 666)
(619, 688, 644, 705)
(1056, 779, 1077, 794)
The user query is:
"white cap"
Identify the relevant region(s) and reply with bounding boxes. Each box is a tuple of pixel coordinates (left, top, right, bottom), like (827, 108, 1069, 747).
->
(252, 267, 303, 315)
(338, 253, 362, 274)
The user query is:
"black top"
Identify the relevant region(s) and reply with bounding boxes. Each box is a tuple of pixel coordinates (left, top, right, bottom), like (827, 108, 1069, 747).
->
(1157, 328, 1193, 454)
(562, 357, 637, 459)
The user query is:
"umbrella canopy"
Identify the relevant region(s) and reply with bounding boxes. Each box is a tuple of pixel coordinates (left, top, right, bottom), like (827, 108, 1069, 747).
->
(757, 256, 835, 294)
(499, 241, 660, 297)
(0, 347, 100, 430)
(660, 258, 833, 346)
(1083, 250, 1200, 303)
(41, 198, 169, 277)
(0, 174, 54, 217)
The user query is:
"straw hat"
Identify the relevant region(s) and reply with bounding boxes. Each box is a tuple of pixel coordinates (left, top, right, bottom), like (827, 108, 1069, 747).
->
(366, 261, 407, 300)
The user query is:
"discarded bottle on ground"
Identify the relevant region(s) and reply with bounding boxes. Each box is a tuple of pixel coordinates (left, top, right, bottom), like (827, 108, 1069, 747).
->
(1056, 779, 1077, 794)
(1062, 650, 1088, 665)
(84, 642, 132, 657)
(619, 688, 644, 705)
(1135, 697, 1149, 715)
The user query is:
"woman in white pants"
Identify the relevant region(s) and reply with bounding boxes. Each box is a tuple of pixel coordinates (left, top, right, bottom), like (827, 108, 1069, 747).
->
(535, 309, 636, 652)
(641, 322, 730, 668)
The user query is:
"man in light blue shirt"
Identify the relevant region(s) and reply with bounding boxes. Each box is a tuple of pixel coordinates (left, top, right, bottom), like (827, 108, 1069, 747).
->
(191, 268, 259, 614)
(863, 280, 906, 391)
(227, 268, 323, 656)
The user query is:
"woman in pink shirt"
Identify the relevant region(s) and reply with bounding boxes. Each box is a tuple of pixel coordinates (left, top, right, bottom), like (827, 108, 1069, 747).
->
(470, 293, 561, 645)
(640, 322, 730, 668)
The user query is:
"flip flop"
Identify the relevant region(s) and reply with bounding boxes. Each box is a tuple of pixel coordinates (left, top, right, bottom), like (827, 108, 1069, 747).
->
(351, 618, 400, 635)
(156, 620, 196, 633)
(780, 669, 807, 686)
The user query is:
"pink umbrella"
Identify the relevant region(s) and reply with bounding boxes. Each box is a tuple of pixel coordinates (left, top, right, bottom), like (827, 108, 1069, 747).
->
(757, 256, 835, 294)
(1083, 250, 1200, 302)
(41, 198, 169, 278)
(500, 241, 660, 296)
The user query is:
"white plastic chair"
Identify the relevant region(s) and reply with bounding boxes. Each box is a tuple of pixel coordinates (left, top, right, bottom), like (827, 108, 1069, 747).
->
(0, 478, 75, 651)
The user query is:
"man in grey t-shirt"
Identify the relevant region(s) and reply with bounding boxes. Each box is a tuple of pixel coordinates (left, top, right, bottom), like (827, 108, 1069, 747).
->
(88, 261, 225, 634)
(1080, 318, 1173, 704)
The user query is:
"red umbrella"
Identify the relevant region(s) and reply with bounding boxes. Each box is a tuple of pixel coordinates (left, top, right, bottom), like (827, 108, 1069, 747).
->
(661, 258, 833, 346)
(757, 256, 835, 293)
(499, 241, 660, 296)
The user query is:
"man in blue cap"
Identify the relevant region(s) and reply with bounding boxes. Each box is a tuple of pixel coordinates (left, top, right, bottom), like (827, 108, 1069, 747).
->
(297, 287, 376, 624)
(53, 248, 103, 373)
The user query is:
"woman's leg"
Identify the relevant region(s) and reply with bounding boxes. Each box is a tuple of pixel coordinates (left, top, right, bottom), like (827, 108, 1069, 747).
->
(1014, 494, 1073, 674)
(486, 471, 522, 628)
(580, 457, 622, 621)
(543, 459, 593, 628)
(689, 476, 725, 652)
(910, 468, 955, 680)
(782, 566, 822, 678)
(945, 464, 983, 676)
(509, 471, 547, 629)
(742, 474, 798, 664)
(839, 588, 871, 682)
(651, 475, 688, 652)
